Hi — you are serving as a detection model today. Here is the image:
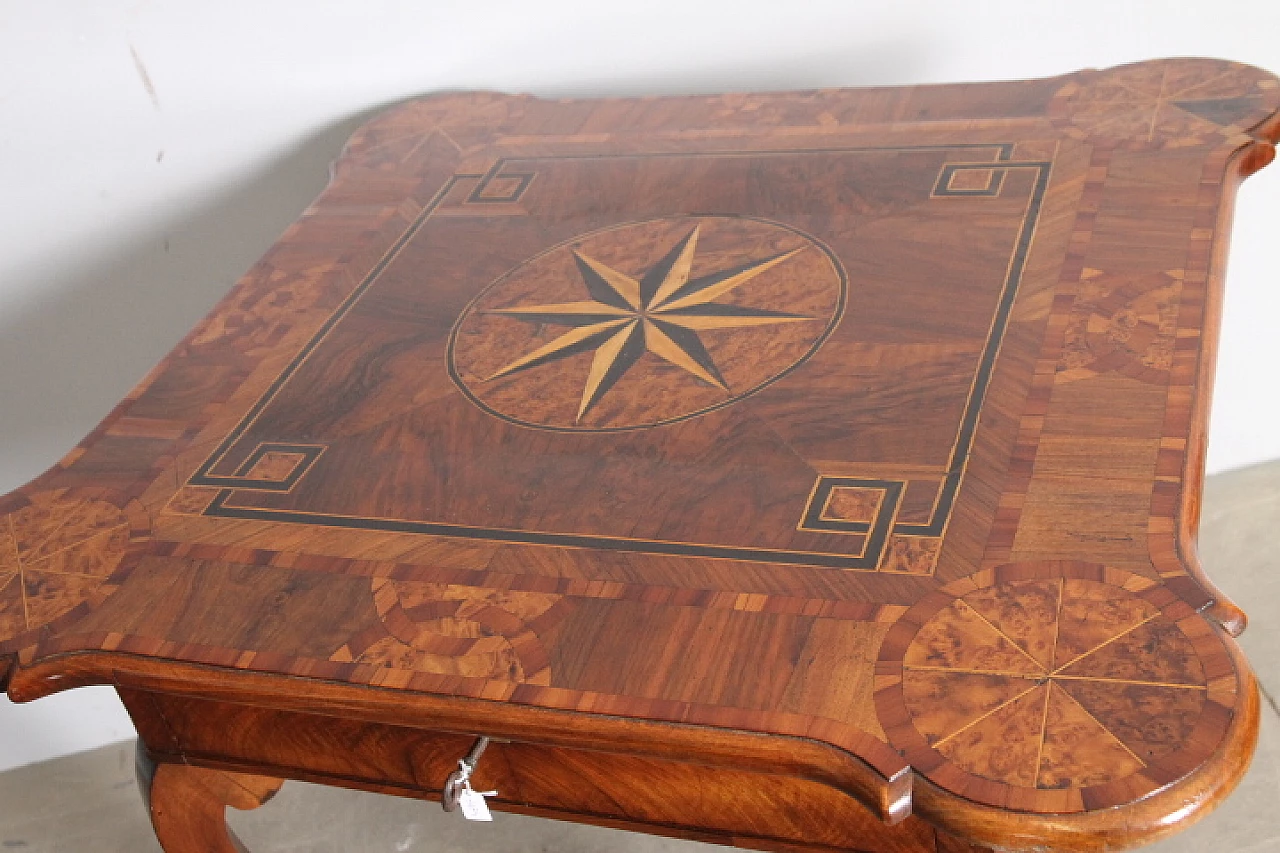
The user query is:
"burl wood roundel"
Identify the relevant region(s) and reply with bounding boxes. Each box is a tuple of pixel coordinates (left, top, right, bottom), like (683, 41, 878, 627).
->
(329, 578, 563, 684)
(877, 563, 1236, 813)
(1049, 58, 1280, 145)
(2, 58, 1278, 853)
(0, 490, 148, 645)
(450, 215, 845, 431)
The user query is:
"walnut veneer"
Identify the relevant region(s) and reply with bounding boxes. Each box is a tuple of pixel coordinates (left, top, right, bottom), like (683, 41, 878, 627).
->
(3, 58, 1278, 852)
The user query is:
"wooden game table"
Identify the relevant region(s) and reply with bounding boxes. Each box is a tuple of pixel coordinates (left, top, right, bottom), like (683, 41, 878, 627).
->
(2, 57, 1277, 852)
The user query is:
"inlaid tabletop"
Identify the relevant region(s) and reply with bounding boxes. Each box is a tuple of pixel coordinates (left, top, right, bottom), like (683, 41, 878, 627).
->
(3, 57, 1278, 851)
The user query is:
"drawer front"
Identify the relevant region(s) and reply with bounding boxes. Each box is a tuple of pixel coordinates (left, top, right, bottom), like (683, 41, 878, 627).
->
(120, 688, 972, 853)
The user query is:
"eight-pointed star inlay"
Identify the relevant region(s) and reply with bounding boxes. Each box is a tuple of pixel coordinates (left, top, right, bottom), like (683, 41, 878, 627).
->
(481, 225, 814, 421)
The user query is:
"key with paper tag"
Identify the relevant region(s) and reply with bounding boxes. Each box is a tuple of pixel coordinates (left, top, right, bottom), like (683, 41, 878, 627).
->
(458, 782, 497, 821)
(442, 737, 498, 821)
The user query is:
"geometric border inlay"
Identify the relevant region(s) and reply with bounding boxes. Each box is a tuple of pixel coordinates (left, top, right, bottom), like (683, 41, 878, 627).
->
(187, 146, 1049, 572)
(933, 163, 1008, 197)
(799, 476, 904, 566)
(467, 170, 535, 204)
(188, 442, 326, 493)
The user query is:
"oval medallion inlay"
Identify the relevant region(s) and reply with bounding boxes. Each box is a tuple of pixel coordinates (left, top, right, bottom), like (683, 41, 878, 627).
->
(449, 215, 846, 431)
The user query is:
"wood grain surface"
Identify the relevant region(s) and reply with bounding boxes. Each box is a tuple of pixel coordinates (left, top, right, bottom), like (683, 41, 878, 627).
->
(3, 58, 1278, 852)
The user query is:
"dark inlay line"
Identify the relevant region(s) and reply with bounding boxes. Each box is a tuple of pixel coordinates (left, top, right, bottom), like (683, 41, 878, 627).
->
(204, 491, 887, 570)
(195, 145, 1041, 570)
(495, 143, 1016, 165)
(894, 161, 1052, 537)
(191, 174, 475, 486)
(193, 442, 327, 493)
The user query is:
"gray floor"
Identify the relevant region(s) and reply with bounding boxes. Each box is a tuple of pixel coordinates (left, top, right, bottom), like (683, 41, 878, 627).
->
(2, 462, 1278, 852)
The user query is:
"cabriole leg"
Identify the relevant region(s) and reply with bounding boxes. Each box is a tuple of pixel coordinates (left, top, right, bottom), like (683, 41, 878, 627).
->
(135, 742, 284, 852)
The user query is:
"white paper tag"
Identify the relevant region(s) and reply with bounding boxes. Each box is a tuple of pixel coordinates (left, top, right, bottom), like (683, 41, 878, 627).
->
(458, 786, 494, 821)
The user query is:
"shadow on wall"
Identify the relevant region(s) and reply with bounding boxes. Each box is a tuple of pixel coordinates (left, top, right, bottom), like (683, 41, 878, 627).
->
(0, 107, 389, 494)
(529, 39, 932, 98)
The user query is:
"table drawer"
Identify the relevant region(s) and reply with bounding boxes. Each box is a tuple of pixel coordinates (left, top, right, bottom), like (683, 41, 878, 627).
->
(120, 688, 982, 853)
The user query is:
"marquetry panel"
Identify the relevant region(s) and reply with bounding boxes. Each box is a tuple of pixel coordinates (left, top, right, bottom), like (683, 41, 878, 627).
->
(329, 578, 563, 684)
(3, 57, 1277, 851)
(876, 562, 1234, 812)
(0, 489, 150, 652)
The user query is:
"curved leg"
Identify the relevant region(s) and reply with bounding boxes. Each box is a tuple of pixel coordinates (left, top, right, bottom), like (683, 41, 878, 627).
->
(135, 742, 284, 853)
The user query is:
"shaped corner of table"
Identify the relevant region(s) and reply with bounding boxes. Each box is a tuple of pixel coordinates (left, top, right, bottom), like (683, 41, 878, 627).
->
(3, 56, 1280, 853)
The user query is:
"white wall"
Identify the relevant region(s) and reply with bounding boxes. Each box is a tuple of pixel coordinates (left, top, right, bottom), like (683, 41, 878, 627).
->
(2, 0, 1278, 771)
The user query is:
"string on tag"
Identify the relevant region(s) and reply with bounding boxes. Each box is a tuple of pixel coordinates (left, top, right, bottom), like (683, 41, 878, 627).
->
(442, 737, 498, 821)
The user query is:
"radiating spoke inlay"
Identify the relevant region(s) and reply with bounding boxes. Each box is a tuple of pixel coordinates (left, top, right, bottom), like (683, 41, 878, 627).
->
(0, 494, 135, 635)
(482, 225, 814, 421)
(901, 577, 1211, 789)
